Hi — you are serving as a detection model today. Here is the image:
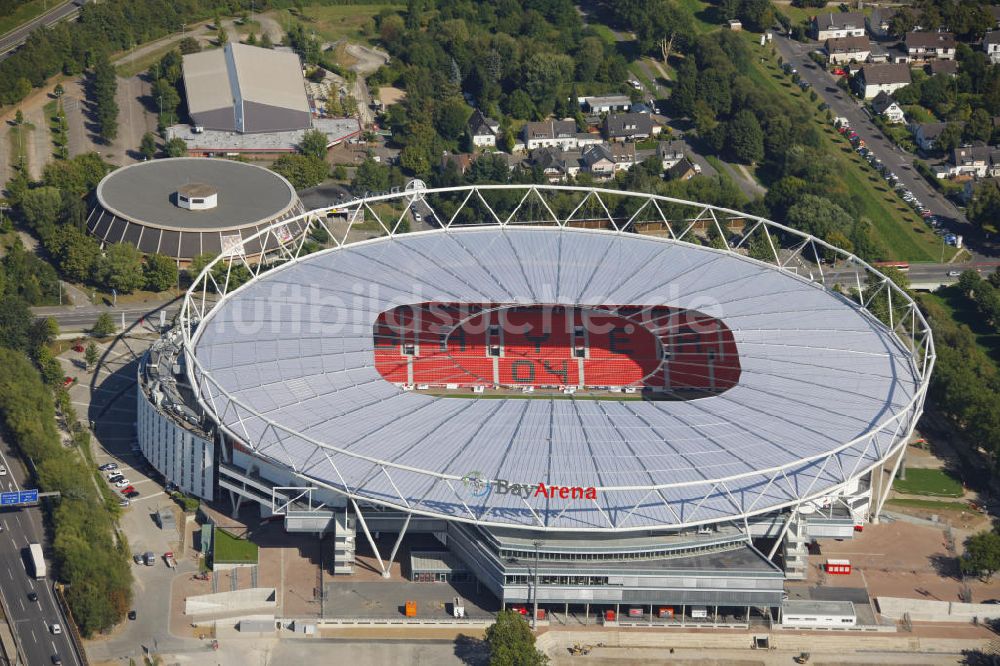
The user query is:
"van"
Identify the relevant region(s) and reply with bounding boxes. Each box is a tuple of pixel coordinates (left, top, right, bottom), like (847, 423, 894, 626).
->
(143, 551, 155, 566)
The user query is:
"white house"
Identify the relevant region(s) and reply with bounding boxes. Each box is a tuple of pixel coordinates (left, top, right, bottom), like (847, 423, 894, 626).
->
(871, 92, 906, 124)
(520, 120, 601, 151)
(467, 110, 500, 148)
(657, 140, 686, 171)
(825, 35, 871, 65)
(905, 31, 956, 61)
(946, 145, 1000, 178)
(853, 63, 911, 99)
(985, 32, 1000, 65)
(578, 95, 631, 114)
(814, 12, 866, 40)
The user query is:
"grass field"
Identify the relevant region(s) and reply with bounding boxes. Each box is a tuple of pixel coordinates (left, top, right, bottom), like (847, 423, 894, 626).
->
(116, 38, 198, 78)
(212, 528, 259, 564)
(8, 122, 32, 171)
(893, 468, 964, 497)
(277, 4, 402, 45)
(587, 22, 618, 47)
(920, 287, 1000, 364)
(887, 497, 969, 511)
(741, 32, 948, 262)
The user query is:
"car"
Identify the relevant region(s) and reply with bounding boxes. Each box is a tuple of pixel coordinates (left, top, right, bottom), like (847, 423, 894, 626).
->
(115, 479, 130, 488)
(51, 656, 61, 665)
(99, 463, 118, 471)
(108, 476, 124, 485)
(133, 553, 142, 564)
(126, 490, 140, 498)
(61, 377, 75, 388)
(832, 68, 846, 76)
(818, 102, 829, 111)
(127, 609, 137, 620)
(120, 485, 135, 495)
(119, 498, 130, 507)
(413, 212, 422, 221)
(50, 623, 61, 635)
(0, 465, 6, 476)
(72, 343, 84, 353)
(948, 271, 961, 277)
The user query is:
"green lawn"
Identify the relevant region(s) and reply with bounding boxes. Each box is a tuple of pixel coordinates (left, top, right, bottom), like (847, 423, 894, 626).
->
(8, 122, 32, 171)
(741, 32, 947, 262)
(887, 497, 969, 511)
(920, 287, 1000, 364)
(277, 4, 403, 44)
(116, 38, 198, 78)
(677, 0, 717, 33)
(212, 527, 259, 564)
(0, 0, 62, 37)
(587, 22, 618, 47)
(627, 62, 656, 92)
(893, 467, 964, 497)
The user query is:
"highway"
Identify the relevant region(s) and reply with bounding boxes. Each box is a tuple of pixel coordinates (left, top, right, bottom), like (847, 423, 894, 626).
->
(0, 1, 80, 60)
(0, 439, 81, 666)
(31, 301, 181, 332)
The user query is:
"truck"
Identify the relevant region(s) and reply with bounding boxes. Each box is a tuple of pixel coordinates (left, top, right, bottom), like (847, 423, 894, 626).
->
(164, 552, 177, 568)
(28, 543, 46, 579)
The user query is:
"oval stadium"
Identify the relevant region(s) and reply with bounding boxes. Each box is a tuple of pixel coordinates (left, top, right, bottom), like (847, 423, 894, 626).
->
(137, 185, 932, 624)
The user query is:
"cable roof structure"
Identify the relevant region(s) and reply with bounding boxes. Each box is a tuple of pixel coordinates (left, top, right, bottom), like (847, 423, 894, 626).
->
(181, 185, 932, 532)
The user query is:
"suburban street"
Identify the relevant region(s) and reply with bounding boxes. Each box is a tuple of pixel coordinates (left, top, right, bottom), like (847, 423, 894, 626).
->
(771, 35, 996, 263)
(0, 1, 78, 60)
(0, 439, 81, 666)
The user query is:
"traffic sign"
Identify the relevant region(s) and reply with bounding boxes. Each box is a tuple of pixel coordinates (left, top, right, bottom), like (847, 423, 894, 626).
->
(0, 489, 38, 506)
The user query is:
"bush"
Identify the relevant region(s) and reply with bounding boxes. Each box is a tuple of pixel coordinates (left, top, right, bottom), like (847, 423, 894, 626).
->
(91, 312, 115, 337)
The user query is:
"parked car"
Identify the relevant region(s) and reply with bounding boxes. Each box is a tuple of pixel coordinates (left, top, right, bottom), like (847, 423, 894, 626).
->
(119, 498, 130, 507)
(127, 610, 137, 621)
(27, 592, 37, 602)
(948, 270, 961, 277)
(99, 463, 118, 471)
(120, 485, 135, 495)
(0, 465, 6, 476)
(72, 343, 84, 353)
(125, 490, 140, 498)
(61, 377, 75, 388)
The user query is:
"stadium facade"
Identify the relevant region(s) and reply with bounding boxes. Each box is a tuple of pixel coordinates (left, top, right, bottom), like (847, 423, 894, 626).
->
(137, 185, 932, 624)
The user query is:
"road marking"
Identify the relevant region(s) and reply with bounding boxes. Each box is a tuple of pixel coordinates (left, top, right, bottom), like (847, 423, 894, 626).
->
(52, 639, 57, 652)
(6, 568, 11, 579)
(18, 597, 23, 611)
(30, 628, 36, 643)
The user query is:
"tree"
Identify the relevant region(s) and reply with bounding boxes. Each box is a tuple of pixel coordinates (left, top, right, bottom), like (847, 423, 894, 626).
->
(14, 109, 23, 125)
(143, 253, 177, 292)
(53, 83, 64, 98)
(485, 610, 548, 666)
(935, 122, 963, 154)
(98, 243, 144, 294)
(20, 187, 64, 232)
(969, 180, 1000, 232)
(352, 158, 391, 194)
(965, 108, 994, 144)
(325, 86, 343, 116)
(727, 110, 764, 165)
(269, 154, 329, 189)
(179, 37, 201, 55)
(217, 27, 228, 46)
(139, 132, 157, 160)
(246, 32, 257, 46)
(961, 531, 1000, 581)
(261, 33, 274, 49)
(785, 195, 853, 240)
(298, 129, 329, 160)
(84, 341, 99, 371)
(435, 99, 471, 142)
(164, 138, 187, 157)
(91, 312, 115, 337)
(505, 89, 536, 120)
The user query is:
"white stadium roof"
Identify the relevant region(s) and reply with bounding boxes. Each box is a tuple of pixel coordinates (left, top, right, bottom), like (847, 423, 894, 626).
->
(191, 225, 923, 531)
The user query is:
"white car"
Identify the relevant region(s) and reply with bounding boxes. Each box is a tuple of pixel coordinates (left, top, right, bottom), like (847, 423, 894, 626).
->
(50, 623, 61, 635)
(948, 270, 961, 277)
(115, 479, 130, 488)
(0, 465, 6, 476)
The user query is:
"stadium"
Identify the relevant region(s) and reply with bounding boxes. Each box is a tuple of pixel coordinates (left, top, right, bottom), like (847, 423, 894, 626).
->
(87, 157, 306, 264)
(137, 184, 932, 625)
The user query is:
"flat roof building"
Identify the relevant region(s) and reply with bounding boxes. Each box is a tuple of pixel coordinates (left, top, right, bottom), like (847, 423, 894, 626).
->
(183, 43, 310, 134)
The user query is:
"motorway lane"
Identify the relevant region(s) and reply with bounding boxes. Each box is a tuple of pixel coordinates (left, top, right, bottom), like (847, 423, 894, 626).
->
(30, 304, 181, 332)
(0, 442, 80, 666)
(0, 1, 77, 60)
(771, 35, 989, 260)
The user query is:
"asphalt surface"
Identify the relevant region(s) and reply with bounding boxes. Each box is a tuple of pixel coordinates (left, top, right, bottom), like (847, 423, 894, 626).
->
(31, 303, 180, 332)
(0, 1, 78, 60)
(0, 440, 81, 666)
(772, 35, 994, 263)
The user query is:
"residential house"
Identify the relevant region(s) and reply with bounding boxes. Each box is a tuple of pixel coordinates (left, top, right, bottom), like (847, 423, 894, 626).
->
(853, 63, 911, 99)
(867, 43, 891, 63)
(604, 112, 656, 142)
(947, 144, 1000, 178)
(825, 35, 871, 64)
(887, 44, 911, 63)
(867, 6, 897, 39)
(985, 32, 1000, 65)
(657, 140, 687, 170)
(608, 142, 637, 171)
(581, 144, 617, 178)
(666, 156, 698, 181)
(467, 110, 500, 148)
(527, 147, 581, 182)
(521, 120, 600, 151)
(440, 152, 475, 175)
(927, 59, 958, 77)
(814, 12, 866, 41)
(905, 31, 956, 61)
(579, 95, 631, 114)
(871, 91, 906, 124)
(912, 122, 964, 152)
(727, 19, 742, 31)
(990, 6, 1000, 29)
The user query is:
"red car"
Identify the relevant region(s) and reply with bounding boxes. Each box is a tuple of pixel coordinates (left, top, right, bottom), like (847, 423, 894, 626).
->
(62, 377, 76, 388)
(120, 485, 135, 495)
(72, 344, 84, 353)
(832, 68, 846, 76)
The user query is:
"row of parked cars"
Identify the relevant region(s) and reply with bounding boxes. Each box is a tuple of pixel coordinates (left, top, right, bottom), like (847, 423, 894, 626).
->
(98, 462, 139, 504)
(835, 118, 960, 250)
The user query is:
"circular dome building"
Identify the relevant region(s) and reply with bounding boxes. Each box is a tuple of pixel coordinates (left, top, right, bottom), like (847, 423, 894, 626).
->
(87, 157, 305, 264)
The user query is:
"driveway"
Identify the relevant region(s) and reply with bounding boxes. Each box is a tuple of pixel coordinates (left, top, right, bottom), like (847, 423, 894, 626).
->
(772, 35, 993, 260)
